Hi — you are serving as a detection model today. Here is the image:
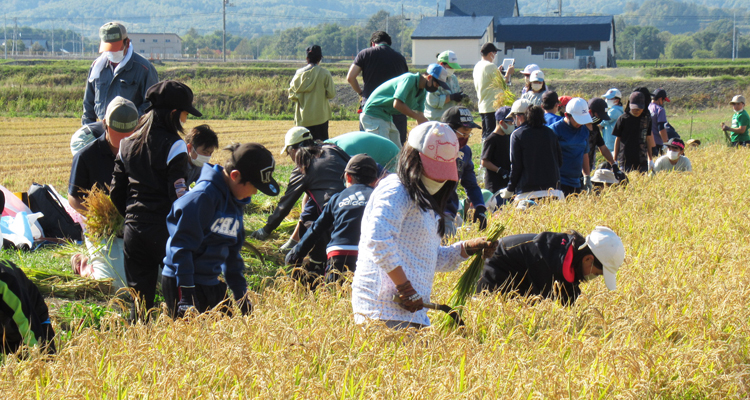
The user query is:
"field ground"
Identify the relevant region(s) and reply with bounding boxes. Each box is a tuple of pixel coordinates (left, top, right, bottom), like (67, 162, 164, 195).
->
(2, 111, 750, 397)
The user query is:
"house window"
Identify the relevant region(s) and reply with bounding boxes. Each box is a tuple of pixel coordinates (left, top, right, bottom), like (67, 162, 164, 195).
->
(140, 39, 145, 43)
(544, 51, 560, 60)
(165, 39, 171, 43)
(560, 47, 575, 60)
(153, 39, 158, 42)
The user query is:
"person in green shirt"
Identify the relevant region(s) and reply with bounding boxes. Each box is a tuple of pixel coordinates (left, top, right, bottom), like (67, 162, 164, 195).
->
(360, 64, 451, 148)
(289, 45, 336, 141)
(325, 131, 400, 173)
(721, 95, 750, 147)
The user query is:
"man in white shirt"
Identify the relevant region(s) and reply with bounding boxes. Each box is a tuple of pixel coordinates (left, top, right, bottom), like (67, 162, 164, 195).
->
(473, 43, 509, 140)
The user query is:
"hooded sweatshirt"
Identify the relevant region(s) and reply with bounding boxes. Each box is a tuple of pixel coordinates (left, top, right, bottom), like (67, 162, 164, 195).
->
(162, 164, 250, 298)
(289, 64, 336, 127)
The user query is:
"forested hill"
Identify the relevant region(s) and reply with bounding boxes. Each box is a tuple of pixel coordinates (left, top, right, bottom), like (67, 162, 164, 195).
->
(521, 0, 747, 17)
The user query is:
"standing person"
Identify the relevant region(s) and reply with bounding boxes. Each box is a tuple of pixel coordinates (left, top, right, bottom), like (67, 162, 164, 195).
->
(542, 91, 562, 126)
(346, 31, 409, 143)
(520, 64, 541, 95)
(425, 51, 467, 121)
(477, 227, 625, 305)
(613, 92, 655, 173)
(351, 122, 497, 329)
(289, 45, 336, 141)
(250, 127, 349, 282)
(184, 125, 219, 186)
(521, 70, 546, 106)
(497, 104, 563, 204)
(82, 22, 158, 125)
(360, 65, 450, 148)
(110, 80, 202, 316)
(285, 154, 379, 284)
(548, 98, 592, 196)
(653, 138, 692, 173)
(473, 43, 503, 140)
(481, 106, 514, 201)
(162, 143, 280, 318)
(721, 95, 750, 147)
(600, 88, 624, 151)
(649, 88, 671, 156)
(441, 106, 487, 235)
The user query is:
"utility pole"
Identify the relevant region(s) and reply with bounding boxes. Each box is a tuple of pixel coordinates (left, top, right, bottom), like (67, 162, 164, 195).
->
(732, 12, 736, 61)
(558, 0, 562, 17)
(51, 24, 54, 56)
(3, 17, 6, 59)
(632, 37, 636, 60)
(222, 0, 234, 62)
(80, 18, 84, 58)
(14, 17, 18, 56)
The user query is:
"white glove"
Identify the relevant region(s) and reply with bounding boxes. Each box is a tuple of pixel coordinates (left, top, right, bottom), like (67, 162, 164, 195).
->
(498, 188, 513, 200)
(279, 238, 298, 251)
(648, 160, 655, 172)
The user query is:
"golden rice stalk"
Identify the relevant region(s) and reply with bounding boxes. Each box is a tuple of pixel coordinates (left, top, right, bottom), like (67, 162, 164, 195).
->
(20, 267, 113, 299)
(440, 221, 505, 330)
(80, 186, 124, 242)
(491, 70, 516, 110)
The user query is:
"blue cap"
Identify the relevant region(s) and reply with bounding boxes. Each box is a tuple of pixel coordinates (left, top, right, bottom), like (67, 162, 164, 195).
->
(426, 64, 451, 90)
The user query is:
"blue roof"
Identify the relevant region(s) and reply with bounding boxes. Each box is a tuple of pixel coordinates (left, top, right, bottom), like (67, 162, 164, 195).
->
(444, 0, 518, 21)
(412, 16, 494, 39)
(496, 16, 614, 42)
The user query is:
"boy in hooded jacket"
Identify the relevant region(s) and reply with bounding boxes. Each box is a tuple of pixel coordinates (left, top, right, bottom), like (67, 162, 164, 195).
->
(162, 143, 280, 318)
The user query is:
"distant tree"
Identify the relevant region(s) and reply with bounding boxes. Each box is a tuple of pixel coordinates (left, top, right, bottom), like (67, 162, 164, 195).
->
(712, 34, 733, 58)
(692, 49, 713, 59)
(233, 38, 254, 56)
(666, 35, 698, 59)
(617, 26, 664, 59)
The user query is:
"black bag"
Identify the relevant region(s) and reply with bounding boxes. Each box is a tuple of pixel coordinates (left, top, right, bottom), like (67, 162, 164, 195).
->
(28, 183, 83, 241)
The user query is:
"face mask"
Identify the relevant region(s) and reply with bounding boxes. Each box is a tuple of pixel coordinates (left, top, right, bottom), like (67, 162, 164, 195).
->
(445, 68, 454, 77)
(606, 99, 617, 108)
(500, 122, 515, 136)
(584, 273, 598, 281)
(191, 149, 212, 167)
(667, 150, 680, 161)
(531, 82, 543, 92)
(420, 174, 446, 195)
(105, 50, 125, 64)
(425, 80, 439, 93)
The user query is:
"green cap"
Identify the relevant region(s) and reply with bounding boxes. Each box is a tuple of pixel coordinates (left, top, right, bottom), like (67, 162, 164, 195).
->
(99, 22, 127, 52)
(437, 50, 461, 70)
(104, 96, 139, 133)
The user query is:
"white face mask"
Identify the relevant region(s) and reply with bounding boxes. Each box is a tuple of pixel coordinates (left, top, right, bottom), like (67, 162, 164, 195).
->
(500, 122, 516, 136)
(191, 150, 212, 167)
(606, 99, 618, 108)
(667, 150, 680, 161)
(584, 273, 598, 281)
(105, 50, 125, 64)
(445, 68, 454, 77)
(531, 82, 543, 92)
(420, 174, 447, 195)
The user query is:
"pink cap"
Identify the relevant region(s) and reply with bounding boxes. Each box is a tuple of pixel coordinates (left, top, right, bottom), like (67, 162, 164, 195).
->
(407, 122, 459, 181)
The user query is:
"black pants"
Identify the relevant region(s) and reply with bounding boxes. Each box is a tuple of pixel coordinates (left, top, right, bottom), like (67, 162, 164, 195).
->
(393, 114, 407, 146)
(161, 275, 229, 317)
(123, 222, 169, 312)
(560, 184, 581, 197)
(325, 254, 357, 284)
(292, 221, 331, 286)
(480, 112, 497, 141)
(305, 121, 329, 142)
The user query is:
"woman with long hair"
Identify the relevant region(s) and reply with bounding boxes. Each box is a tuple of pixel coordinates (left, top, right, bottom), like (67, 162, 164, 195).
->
(351, 121, 497, 329)
(110, 80, 202, 317)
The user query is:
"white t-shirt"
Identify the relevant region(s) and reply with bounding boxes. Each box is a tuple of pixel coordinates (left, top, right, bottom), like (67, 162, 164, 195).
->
(473, 59, 499, 114)
(653, 155, 692, 172)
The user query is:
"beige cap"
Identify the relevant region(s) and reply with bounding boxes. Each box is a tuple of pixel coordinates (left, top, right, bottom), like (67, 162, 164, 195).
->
(510, 99, 531, 116)
(104, 96, 138, 133)
(730, 95, 746, 105)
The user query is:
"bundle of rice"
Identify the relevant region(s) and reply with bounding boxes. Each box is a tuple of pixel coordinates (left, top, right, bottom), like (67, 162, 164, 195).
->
(81, 186, 123, 242)
(491, 72, 516, 110)
(21, 267, 113, 299)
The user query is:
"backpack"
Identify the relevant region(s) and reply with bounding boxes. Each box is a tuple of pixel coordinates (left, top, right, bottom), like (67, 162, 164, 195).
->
(28, 183, 83, 242)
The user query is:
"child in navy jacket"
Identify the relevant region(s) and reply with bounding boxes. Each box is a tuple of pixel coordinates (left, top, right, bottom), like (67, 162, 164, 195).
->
(162, 143, 280, 318)
(285, 154, 379, 284)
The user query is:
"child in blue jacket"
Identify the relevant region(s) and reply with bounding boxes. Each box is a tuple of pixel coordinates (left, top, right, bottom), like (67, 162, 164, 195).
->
(162, 143, 280, 318)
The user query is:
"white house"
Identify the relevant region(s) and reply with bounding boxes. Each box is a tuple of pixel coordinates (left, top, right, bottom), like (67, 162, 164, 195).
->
(411, 16, 494, 67)
(128, 33, 182, 59)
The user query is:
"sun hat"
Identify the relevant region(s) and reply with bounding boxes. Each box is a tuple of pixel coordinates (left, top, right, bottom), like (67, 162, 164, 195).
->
(104, 96, 139, 133)
(579, 226, 625, 291)
(437, 50, 461, 69)
(426, 64, 451, 90)
(280, 127, 313, 154)
(529, 70, 544, 83)
(441, 106, 481, 129)
(144, 80, 202, 117)
(602, 88, 622, 100)
(407, 121, 459, 181)
(522, 64, 540, 75)
(730, 95, 746, 105)
(565, 97, 593, 125)
(591, 169, 618, 184)
(225, 143, 280, 196)
(98, 22, 128, 52)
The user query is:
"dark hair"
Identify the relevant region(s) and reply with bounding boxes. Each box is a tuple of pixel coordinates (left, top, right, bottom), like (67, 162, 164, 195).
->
(222, 143, 251, 184)
(396, 145, 457, 237)
(565, 229, 594, 272)
(185, 124, 219, 150)
(525, 105, 546, 128)
(293, 141, 323, 174)
(131, 108, 185, 155)
(347, 172, 376, 186)
(541, 91, 559, 110)
(525, 80, 547, 93)
(306, 45, 322, 64)
(370, 31, 392, 46)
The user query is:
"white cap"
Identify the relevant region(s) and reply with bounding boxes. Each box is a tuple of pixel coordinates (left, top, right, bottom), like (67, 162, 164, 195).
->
(281, 126, 312, 154)
(591, 169, 618, 184)
(522, 64, 540, 75)
(579, 226, 625, 290)
(510, 99, 531, 116)
(565, 97, 593, 125)
(529, 70, 544, 82)
(602, 88, 622, 100)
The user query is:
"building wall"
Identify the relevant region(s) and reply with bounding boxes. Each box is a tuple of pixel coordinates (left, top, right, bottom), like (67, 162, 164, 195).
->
(412, 38, 487, 67)
(128, 33, 182, 58)
(499, 39, 614, 69)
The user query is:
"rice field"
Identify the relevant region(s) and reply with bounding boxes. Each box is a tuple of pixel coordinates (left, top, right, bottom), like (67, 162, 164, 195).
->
(1, 111, 750, 398)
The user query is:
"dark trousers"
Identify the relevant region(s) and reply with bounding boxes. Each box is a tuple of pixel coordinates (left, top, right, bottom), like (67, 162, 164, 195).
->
(560, 184, 581, 197)
(292, 221, 331, 286)
(161, 275, 229, 317)
(305, 121, 330, 142)
(393, 114, 407, 146)
(480, 112, 497, 141)
(325, 254, 357, 284)
(123, 222, 169, 312)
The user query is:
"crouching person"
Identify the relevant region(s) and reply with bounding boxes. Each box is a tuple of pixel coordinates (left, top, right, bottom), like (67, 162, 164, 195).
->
(285, 154, 379, 284)
(162, 143, 280, 318)
(477, 226, 624, 305)
(0, 260, 56, 354)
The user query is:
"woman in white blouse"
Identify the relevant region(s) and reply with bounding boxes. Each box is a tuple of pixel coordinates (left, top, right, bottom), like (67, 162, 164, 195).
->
(351, 121, 497, 329)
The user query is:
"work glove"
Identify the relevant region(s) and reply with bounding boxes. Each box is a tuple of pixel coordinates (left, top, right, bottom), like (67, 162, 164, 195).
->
(611, 164, 627, 182)
(473, 205, 488, 231)
(234, 293, 253, 316)
(285, 248, 303, 267)
(498, 188, 514, 200)
(584, 175, 593, 193)
(497, 167, 510, 181)
(395, 280, 423, 313)
(449, 92, 465, 102)
(648, 159, 655, 172)
(250, 226, 271, 240)
(462, 237, 499, 259)
(176, 287, 197, 318)
(279, 237, 298, 251)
